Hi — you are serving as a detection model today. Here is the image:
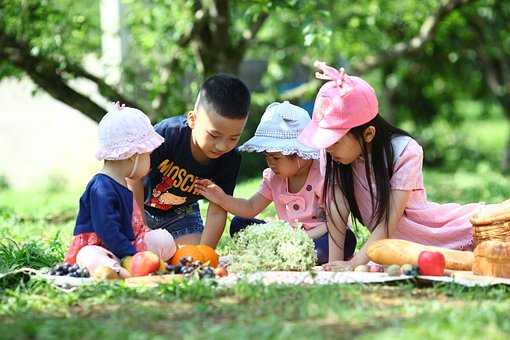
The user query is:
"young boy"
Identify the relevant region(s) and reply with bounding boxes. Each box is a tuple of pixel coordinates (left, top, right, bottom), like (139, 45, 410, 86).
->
(128, 74, 250, 248)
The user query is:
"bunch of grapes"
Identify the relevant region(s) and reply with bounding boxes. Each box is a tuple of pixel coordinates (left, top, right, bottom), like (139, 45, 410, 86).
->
(48, 263, 90, 278)
(158, 256, 215, 279)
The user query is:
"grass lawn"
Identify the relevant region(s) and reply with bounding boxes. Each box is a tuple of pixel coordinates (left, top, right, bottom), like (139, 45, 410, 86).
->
(2, 167, 510, 339)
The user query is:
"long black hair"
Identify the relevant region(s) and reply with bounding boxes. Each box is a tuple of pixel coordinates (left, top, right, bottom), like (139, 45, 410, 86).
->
(324, 114, 412, 247)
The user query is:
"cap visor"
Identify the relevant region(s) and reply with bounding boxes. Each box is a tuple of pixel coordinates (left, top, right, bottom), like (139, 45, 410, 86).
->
(298, 121, 349, 149)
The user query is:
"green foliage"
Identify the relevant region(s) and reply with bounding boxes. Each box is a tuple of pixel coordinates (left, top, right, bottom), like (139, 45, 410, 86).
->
(0, 174, 9, 191)
(0, 0, 101, 74)
(0, 237, 64, 272)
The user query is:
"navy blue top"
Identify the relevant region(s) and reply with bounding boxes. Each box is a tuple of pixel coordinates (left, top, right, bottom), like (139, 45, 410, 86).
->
(74, 174, 136, 258)
(144, 115, 241, 216)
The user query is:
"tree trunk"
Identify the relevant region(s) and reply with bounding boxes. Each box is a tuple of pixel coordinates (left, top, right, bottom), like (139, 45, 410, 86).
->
(381, 64, 397, 124)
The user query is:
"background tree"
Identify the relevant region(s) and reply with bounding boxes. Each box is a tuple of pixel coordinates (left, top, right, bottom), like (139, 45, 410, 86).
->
(1, 0, 508, 176)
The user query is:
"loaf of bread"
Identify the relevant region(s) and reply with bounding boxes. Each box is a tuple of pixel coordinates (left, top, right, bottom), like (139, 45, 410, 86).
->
(472, 240, 510, 278)
(367, 239, 474, 271)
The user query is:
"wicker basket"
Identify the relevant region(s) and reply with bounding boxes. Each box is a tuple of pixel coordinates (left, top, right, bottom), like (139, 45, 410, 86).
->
(473, 222, 510, 246)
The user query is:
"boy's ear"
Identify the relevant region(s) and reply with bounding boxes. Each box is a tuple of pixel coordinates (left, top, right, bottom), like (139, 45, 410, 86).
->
(187, 111, 196, 129)
(363, 126, 376, 143)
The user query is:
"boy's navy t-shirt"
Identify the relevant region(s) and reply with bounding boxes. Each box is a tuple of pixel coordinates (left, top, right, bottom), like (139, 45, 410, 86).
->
(144, 115, 241, 216)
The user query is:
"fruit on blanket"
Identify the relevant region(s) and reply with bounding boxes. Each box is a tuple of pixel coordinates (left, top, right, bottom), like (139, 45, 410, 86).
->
(92, 266, 120, 281)
(121, 256, 133, 272)
(170, 245, 206, 265)
(354, 265, 369, 272)
(156, 259, 216, 279)
(401, 264, 419, 276)
(130, 251, 161, 276)
(366, 239, 474, 270)
(48, 263, 90, 278)
(368, 263, 384, 272)
(197, 245, 219, 267)
(386, 265, 401, 276)
(418, 251, 446, 276)
(214, 266, 228, 277)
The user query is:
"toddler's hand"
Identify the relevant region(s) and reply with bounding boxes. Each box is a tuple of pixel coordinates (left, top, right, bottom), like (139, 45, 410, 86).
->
(194, 179, 226, 205)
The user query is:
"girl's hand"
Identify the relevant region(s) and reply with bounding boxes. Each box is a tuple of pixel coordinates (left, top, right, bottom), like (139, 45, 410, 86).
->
(322, 260, 353, 272)
(194, 179, 226, 205)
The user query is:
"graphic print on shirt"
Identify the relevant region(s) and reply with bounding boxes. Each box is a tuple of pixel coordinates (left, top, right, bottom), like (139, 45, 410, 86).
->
(148, 159, 199, 211)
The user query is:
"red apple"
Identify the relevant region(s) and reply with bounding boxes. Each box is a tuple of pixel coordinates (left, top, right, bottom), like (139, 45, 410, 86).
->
(130, 251, 161, 276)
(418, 251, 445, 276)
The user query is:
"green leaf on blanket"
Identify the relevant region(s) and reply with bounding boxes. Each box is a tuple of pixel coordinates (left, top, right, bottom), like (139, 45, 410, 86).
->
(224, 221, 317, 273)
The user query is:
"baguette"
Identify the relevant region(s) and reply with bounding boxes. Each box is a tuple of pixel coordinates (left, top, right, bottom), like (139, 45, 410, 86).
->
(367, 239, 473, 270)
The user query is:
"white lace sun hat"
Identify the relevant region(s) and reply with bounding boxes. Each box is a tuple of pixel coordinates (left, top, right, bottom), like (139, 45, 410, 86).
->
(240, 101, 319, 159)
(95, 102, 164, 161)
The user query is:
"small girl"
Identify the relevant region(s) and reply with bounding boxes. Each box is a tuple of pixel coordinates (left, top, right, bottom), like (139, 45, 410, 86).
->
(195, 101, 356, 264)
(65, 103, 176, 276)
(298, 61, 482, 269)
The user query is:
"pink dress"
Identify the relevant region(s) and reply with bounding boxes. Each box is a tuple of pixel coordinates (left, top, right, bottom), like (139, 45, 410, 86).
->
(258, 160, 326, 230)
(351, 136, 479, 250)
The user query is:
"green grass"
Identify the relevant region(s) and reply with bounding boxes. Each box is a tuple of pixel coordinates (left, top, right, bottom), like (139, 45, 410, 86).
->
(3, 135, 510, 338)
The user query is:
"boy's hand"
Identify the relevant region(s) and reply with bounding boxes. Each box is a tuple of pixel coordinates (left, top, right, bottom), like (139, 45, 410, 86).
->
(194, 179, 226, 205)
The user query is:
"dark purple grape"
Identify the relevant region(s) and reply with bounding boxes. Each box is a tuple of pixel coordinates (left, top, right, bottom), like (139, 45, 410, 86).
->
(176, 265, 184, 274)
(202, 267, 214, 278)
(180, 256, 193, 265)
(69, 264, 80, 272)
(165, 264, 177, 273)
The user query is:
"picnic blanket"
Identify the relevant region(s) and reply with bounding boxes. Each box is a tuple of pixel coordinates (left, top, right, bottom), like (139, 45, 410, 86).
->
(37, 270, 510, 289)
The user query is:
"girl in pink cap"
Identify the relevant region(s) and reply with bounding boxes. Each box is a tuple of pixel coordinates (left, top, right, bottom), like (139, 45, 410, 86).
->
(298, 62, 483, 269)
(64, 103, 176, 277)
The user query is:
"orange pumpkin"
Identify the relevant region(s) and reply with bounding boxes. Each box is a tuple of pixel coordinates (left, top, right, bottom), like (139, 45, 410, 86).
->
(169, 244, 219, 267)
(196, 245, 219, 267)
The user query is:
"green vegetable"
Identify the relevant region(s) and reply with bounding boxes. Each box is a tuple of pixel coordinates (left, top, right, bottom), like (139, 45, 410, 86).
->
(225, 221, 317, 273)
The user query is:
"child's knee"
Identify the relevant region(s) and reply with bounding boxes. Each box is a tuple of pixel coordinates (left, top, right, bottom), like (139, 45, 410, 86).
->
(143, 229, 177, 261)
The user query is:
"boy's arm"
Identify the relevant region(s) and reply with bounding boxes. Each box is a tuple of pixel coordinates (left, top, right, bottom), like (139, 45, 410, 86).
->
(195, 179, 271, 217)
(127, 178, 145, 213)
(200, 202, 228, 247)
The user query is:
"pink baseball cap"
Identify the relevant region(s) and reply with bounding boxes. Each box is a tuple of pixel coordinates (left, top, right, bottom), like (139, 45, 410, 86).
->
(298, 61, 379, 149)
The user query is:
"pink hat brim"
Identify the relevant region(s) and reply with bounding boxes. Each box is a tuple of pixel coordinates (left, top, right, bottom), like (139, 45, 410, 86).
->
(298, 120, 349, 149)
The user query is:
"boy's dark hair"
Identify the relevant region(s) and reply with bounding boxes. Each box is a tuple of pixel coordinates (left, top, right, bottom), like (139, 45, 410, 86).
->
(196, 74, 251, 119)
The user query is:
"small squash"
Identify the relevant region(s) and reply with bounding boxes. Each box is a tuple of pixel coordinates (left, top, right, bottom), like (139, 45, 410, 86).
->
(169, 244, 219, 267)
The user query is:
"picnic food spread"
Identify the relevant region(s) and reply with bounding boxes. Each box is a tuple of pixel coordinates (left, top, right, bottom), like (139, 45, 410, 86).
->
(366, 239, 474, 270)
(472, 240, 510, 278)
